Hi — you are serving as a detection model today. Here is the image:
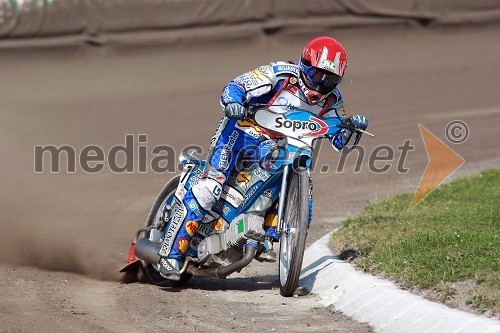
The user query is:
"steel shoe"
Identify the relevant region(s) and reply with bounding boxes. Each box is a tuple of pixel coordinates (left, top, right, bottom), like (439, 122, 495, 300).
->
(158, 257, 181, 281)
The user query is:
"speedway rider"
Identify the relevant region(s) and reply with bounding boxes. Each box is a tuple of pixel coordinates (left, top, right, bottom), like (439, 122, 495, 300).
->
(158, 36, 369, 280)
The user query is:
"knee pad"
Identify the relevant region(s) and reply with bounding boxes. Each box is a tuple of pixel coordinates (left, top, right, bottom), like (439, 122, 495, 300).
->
(258, 140, 279, 159)
(192, 172, 226, 211)
(258, 140, 281, 171)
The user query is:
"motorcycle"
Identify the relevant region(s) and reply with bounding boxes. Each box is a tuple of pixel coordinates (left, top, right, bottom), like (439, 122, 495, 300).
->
(120, 107, 372, 296)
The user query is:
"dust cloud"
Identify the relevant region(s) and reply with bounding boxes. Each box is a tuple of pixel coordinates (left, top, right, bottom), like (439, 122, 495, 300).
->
(0, 226, 122, 281)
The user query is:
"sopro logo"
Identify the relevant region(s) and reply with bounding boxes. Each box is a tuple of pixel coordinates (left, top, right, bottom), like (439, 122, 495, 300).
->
(274, 116, 328, 137)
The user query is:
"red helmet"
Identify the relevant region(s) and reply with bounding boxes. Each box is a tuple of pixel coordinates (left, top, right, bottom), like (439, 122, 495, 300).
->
(298, 36, 348, 105)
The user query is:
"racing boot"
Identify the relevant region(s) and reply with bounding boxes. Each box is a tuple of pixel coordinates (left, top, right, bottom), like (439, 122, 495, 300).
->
(158, 257, 181, 281)
(258, 237, 277, 262)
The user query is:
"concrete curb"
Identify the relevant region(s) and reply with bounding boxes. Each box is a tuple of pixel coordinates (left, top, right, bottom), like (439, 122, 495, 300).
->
(299, 233, 500, 333)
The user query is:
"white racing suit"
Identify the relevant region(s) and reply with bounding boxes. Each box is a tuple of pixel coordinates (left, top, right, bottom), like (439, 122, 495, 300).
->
(160, 61, 349, 260)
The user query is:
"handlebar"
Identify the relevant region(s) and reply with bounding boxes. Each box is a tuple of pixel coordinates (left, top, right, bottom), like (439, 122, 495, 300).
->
(335, 123, 375, 138)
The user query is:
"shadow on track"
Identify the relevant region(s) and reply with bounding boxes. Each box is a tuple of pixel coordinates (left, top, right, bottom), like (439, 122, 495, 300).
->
(159, 274, 279, 292)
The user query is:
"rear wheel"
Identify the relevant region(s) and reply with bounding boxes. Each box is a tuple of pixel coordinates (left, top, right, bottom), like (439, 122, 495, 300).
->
(278, 170, 310, 297)
(143, 176, 192, 287)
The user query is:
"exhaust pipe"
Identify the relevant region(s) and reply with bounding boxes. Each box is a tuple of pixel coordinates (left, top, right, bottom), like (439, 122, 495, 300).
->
(134, 238, 161, 264)
(136, 238, 257, 278)
(187, 244, 256, 278)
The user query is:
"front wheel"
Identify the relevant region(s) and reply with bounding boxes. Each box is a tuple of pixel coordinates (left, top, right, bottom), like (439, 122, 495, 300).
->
(278, 170, 311, 297)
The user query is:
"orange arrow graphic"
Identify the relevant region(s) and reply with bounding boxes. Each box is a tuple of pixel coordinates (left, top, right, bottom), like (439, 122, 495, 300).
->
(409, 124, 465, 209)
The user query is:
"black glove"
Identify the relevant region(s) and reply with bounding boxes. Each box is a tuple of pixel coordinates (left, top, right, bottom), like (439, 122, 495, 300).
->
(224, 103, 246, 119)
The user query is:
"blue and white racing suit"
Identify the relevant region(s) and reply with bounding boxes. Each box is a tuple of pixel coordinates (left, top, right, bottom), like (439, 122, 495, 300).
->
(160, 61, 348, 260)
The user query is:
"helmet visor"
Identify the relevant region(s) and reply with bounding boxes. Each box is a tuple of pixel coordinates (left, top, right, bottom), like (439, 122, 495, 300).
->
(300, 62, 342, 92)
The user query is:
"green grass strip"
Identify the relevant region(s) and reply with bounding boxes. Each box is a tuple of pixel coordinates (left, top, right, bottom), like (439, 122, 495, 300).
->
(332, 169, 500, 314)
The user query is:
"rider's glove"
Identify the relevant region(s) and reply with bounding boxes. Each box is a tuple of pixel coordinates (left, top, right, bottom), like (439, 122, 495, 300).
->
(330, 114, 368, 150)
(224, 103, 246, 119)
(348, 114, 368, 130)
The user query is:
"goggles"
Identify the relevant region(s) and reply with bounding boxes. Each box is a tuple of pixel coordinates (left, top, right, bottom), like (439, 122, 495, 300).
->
(299, 62, 342, 90)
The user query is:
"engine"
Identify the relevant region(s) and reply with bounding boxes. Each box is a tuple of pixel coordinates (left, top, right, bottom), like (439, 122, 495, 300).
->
(197, 213, 265, 268)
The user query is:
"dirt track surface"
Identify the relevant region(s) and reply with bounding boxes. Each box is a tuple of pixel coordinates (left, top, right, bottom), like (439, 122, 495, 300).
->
(1, 25, 500, 332)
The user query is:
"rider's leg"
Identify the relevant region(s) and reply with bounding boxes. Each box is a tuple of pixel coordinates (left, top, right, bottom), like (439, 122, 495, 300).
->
(157, 171, 226, 280)
(264, 207, 279, 240)
(259, 207, 279, 262)
(157, 118, 264, 280)
(168, 172, 226, 260)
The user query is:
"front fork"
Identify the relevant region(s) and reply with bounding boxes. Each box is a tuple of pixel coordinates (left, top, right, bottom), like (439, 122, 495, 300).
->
(275, 164, 313, 234)
(275, 164, 289, 234)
